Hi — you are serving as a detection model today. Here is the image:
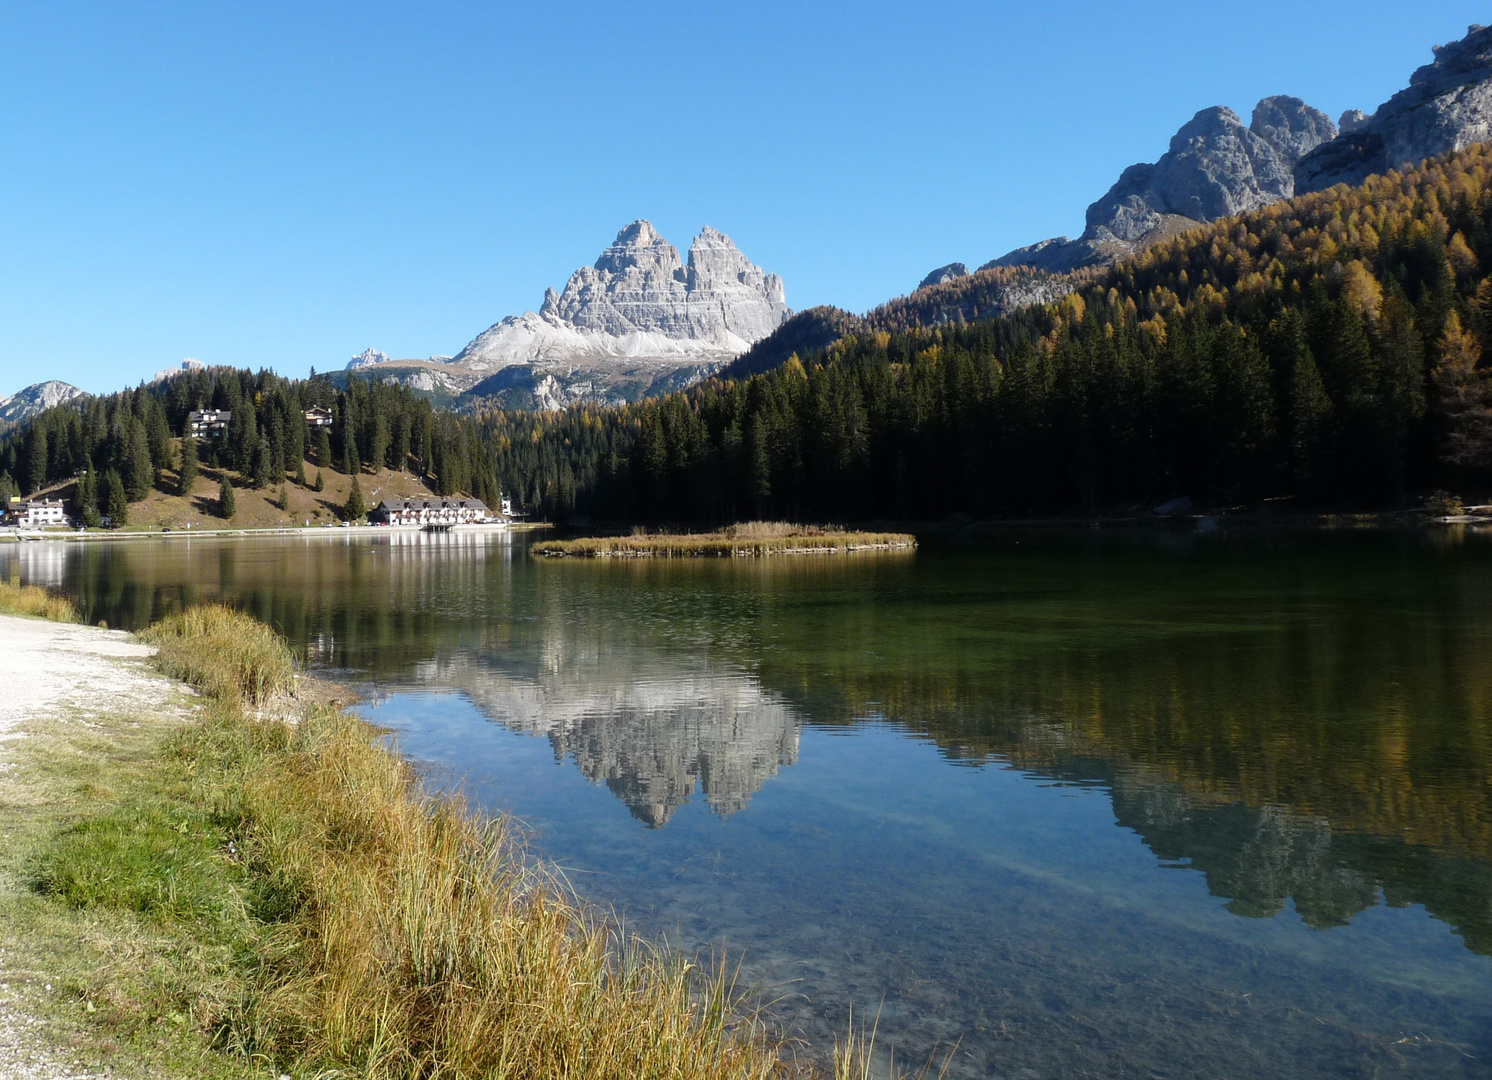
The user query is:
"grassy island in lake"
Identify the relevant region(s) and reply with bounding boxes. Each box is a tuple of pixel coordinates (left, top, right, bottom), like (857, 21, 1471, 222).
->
(532, 521, 917, 558)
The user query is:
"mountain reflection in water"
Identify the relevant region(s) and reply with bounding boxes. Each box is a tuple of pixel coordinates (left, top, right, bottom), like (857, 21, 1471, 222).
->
(407, 654, 798, 826)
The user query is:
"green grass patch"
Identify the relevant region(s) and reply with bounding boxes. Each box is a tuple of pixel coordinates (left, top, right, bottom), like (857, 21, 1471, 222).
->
(36, 803, 242, 924)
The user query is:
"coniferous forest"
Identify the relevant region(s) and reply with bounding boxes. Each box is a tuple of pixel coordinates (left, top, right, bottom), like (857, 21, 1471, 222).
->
(6, 146, 1492, 526)
(0, 369, 503, 525)
(483, 146, 1492, 523)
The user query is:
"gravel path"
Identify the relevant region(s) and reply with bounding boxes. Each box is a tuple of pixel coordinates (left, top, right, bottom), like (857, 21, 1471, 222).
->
(0, 614, 173, 1080)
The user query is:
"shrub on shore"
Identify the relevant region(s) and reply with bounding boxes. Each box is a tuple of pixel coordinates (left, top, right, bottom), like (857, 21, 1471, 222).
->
(0, 579, 79, 622)
(139, 605, 296, 705)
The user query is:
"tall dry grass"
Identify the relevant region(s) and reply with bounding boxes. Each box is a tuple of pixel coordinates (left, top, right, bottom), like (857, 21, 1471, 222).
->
(140, 605, 296, 705)
(0, 578, 80, 622)
(230, 706, 784, 1079)
(124, 606, 792, 1078)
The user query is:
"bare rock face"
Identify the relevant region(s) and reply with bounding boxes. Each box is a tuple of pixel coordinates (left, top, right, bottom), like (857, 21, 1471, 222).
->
(1250, 95, 1339, 165)
(534, 221, 787, 346)
(989, 97, 1334, 273)
(0, 380, 86, 424)
(348, 348, 391, 370)
(918, 262, 969, 290)
(1338, 109, 1372, 135)
(351, 221, 789, 410)
(1297, 24, 1492, 193)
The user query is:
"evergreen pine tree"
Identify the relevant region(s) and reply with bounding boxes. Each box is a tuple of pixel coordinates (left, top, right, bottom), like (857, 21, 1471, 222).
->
(345, 474, 366, 521)
(294, 456, 307, 487)
(179, 434, 199, 495)
(25, 425, 47, 495)
(275, 485, 290, 512)
(342, 423, 360, 476)
(103, 469, 128, 528)
(0, 472, 12, 511)
(1289, 352, 1334, 494)
(252, 435, 273, 489)
(124, 419, 154, 501)
(317, 427, 333, 469)
(227, 405, 258, 475)
(313, 469, 325, 493)
(219, 475, 236, 519)
(73, 464, 97, 526)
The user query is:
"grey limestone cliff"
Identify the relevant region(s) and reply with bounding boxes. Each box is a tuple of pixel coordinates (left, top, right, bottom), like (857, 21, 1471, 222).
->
(538, 221, 788, 345)
(350, 221, 790, 411)
(1296, 24, 1492, 193)
(0, 381, 86, 425)
(986, 96, 1334, 274)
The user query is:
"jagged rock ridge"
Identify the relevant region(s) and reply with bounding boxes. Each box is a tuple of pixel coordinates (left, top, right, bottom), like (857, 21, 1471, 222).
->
(349, 221, 789, 411)
(986, 96, 1335, 274)
(1296, 24, 1492, 193)
(0, 381, 86, 424)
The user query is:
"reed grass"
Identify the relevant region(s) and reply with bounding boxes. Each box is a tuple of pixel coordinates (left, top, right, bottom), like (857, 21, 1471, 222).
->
(534, 522, 916, 558)
(0, 578, 80, 622)
(229, 705, 784, 1079)
(138, 605, 297, 705)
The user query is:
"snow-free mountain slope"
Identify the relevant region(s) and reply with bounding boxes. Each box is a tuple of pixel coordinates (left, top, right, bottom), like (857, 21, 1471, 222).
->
(349, 221, 790, 410)
(1296, 23, 1492, 193)
(0, 381, 86, 424)
(983, 96, 1336, 275)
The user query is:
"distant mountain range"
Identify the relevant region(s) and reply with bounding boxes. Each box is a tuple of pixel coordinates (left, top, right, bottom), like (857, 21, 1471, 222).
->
(344, 221, 790, 410)
(9, 25, 1492, 423)
(920, 22, 1492, 284)
(0, 380, 85, 425)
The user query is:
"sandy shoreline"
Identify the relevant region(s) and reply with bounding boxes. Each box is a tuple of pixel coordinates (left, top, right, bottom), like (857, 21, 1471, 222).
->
(0, 615, 180, 1080)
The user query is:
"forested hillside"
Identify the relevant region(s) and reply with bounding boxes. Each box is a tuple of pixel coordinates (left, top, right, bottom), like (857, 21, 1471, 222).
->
(0, 368, 503, 524)
(483, 145, 1492, 523)
(8, 147, 1492, 528)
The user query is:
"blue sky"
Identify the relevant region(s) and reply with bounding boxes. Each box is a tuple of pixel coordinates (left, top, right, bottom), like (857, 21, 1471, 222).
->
(0, 1, 1487, 395)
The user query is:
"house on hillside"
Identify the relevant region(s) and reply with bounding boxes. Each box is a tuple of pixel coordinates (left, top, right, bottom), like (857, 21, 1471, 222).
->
(304, 407, 333, 428)
(187, 409, 231, 438)
(370, 497, 491, 526)
(6, 499, 68, 528)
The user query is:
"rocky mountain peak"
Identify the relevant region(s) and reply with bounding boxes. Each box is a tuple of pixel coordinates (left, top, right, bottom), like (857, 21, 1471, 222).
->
(0, 380, 86, 424)
(986, 94, 1334, 274)
(592, 219, 685, 281)
(1297, 24, 1492, 193)
(532, 222, 787, 344)
(1250, 96, 1337, 164)
(348, 347, 391, 370)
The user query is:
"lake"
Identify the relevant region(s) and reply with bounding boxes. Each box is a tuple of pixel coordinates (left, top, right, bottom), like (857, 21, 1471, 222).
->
(6, 526, 1492, 1078)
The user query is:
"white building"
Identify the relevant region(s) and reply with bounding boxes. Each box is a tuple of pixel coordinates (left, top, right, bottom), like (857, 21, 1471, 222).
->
(304, 407, 333, 428)
(9, 499, 68, 528)
(187, 409, 231, 437)
(370, 498, 491, 526)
